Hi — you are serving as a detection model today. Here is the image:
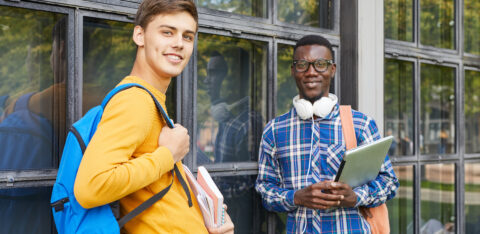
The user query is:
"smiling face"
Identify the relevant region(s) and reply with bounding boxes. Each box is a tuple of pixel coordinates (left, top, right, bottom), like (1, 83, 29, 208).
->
(291, 44, 336, 103)
(134, 11, 197, 80)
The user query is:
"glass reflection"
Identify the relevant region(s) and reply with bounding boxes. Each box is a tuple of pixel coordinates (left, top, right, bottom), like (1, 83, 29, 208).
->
(196, 34, 266, 164)
(276, 44, 296, 115)
(0, 7, 67, 170)
(384, 59, 414, 156)
(420, 0, 455, 49)
(465, 163, 480, 233)
(82, 18, 135, 113)
(387, 166, 414, 234)
(465, 70, 480, 154)
(464, 0, 480, 55)
(0, 187, 53, 233)
(277, 0, 333, 29)
(384, 0, 413, 41)
(211, 175, 266, 234)
(420, 164, 455, 234)
(420, 64, 455, 155)
(197, 0, 267, 18)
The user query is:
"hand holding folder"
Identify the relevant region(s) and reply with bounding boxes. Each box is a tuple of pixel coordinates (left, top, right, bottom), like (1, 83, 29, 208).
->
(183, 165, 225, 228)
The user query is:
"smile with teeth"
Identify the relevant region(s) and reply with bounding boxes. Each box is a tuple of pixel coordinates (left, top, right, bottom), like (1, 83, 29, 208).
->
(305, 81, 320, 88)
(166, 54, 182, 62)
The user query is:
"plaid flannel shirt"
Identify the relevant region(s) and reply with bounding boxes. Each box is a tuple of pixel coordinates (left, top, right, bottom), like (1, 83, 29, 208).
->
(255, 104, 399, 234)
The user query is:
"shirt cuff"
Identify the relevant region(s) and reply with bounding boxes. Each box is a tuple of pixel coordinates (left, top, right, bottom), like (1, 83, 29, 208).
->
(285, 190, 297, 210)
(353, 186, 368, 207)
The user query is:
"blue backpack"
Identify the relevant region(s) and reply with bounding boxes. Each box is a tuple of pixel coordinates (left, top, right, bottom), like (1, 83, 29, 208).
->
(50, 83, 192, 233)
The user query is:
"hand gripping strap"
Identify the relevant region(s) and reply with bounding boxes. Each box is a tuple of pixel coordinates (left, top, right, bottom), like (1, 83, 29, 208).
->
(99, 83, 192, 227)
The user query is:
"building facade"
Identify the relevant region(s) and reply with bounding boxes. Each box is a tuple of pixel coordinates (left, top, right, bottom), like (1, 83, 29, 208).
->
(0, 0, 478, 233)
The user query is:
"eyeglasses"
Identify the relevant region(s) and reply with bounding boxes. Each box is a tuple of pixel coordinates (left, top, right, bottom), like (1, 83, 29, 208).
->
(293, 59, 334, 73)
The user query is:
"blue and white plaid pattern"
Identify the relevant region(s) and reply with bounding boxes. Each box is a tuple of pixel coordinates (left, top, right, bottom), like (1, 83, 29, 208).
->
(255, 104, 399, 233)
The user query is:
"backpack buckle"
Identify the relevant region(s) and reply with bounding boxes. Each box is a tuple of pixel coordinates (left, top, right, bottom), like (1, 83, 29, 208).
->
(51, 197, 70, 212)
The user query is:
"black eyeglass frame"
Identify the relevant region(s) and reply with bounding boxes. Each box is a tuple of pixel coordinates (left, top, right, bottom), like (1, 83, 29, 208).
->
(292, 59, 334, 73)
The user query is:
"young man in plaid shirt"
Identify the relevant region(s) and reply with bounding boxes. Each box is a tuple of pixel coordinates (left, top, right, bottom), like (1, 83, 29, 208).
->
(255, 35, 399, 233)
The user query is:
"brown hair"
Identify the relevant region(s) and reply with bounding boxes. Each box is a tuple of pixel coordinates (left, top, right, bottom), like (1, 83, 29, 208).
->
(135, 0, 198, 30)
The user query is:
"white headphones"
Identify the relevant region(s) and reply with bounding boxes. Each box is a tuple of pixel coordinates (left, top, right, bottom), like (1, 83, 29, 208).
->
(292, 93, 338, 119)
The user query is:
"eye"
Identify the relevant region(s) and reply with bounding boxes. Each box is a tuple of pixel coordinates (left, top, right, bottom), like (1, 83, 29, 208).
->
(183, 34, 194, 42)
(162, 31, 173, 36)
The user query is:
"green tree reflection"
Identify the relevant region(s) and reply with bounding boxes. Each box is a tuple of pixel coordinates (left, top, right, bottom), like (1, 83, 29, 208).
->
(420, 0, 455, 49)
(384, 0, 413, 41)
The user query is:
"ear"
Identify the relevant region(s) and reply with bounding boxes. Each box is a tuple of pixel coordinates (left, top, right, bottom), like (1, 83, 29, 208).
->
(132, 25, 145, 47)
(330, 63, 336, 79)
(291, 64, 295, 77)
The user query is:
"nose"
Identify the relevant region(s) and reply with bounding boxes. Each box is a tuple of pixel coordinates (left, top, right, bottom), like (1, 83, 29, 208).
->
(172, 34, 184, 50)
(304, 62, 318, 76)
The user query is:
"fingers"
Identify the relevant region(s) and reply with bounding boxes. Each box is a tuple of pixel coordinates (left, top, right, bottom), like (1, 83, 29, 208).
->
(207, 212, 234, 234)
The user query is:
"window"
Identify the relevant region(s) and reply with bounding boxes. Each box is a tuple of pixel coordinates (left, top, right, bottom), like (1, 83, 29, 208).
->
(387, 165, 414, 234)
(0, 4, 68, 233)
(277, 0, 334, 29)
(464, 0, 480, 55)
(420, 164, 456, 233)
(465, 162, 480, 233)
(384, 0, 413, 42)
(420, 0, 455, 49)
(198, 0, 267, 18)
(196, 33, 267, 165)
(276, 44, 295, 115)
(384, 59, 415, 156)
(465, 70, 480, 154)
(420, 63, 455, 155)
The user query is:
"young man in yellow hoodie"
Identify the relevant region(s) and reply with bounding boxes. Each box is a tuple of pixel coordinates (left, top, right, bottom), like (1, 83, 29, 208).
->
(74, 0, 234, 233)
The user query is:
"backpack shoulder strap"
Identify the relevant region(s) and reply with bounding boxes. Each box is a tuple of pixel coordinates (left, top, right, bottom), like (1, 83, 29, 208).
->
(339, 105, 357, 150)
(101, 83, 192, 227)
(13, 93, 35, 112)
(101, 83, 174, 128)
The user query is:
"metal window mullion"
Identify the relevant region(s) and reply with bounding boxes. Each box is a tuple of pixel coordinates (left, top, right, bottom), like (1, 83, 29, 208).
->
(181, 38, 197, 169)
(269, 38, 276, 120)
(414, 57, 421, 234)
(457, 62, 466, 234)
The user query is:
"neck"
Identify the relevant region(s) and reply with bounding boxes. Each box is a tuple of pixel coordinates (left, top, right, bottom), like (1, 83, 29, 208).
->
(130, 51, 171, 94)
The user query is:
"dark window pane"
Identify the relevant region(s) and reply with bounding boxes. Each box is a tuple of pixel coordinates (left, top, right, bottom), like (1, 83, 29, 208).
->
(420, 164, 456, 233)
(277, 0, 334, 29)
(465, 163, 480, 233)
(276, 44, 296, 115)
(465, 70, 480, 154)
(420, 64, 455, 155)
(464, 0, 480, 55)
(387, 165, 414, 234)
(82, 18, 135, 113)
(198, 0, 267, 18)
(384, 0, 413, 41)
(0, 7, 67, 170)
(0, 187, 53, 233)
(212, 175, 267, 234)
(420, 0, 455, 49)
(196, 34, 266, 165)
(384, 59, 415, 156)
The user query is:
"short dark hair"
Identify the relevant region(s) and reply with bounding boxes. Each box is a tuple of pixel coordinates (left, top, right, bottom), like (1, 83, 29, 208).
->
(293, 34, 334, 60)
(135, 0, 198, 30)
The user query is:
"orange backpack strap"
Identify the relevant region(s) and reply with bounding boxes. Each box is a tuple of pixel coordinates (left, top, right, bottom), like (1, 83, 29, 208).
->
(339, 105, 390, 234)
(339, 105, 357, 150)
